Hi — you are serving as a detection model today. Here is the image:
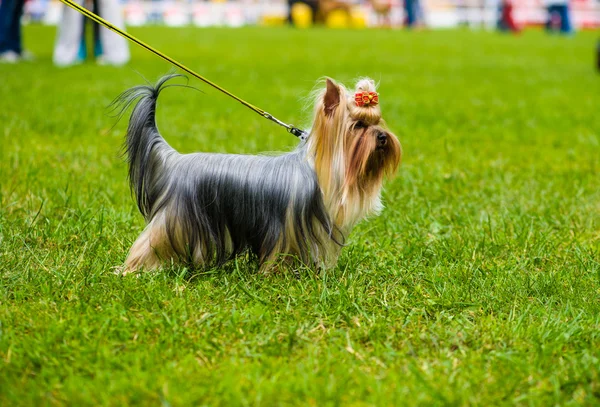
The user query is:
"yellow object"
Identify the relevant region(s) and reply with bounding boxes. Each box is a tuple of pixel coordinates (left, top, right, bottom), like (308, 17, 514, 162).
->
(325, 9, 349, 29)
(261, 15, 287, 26)
(350, 8, 367, 28)
(291, 3, 313, 28)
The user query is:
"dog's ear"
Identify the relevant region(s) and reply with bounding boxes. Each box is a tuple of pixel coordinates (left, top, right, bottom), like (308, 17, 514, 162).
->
(323, 78, 340, 117)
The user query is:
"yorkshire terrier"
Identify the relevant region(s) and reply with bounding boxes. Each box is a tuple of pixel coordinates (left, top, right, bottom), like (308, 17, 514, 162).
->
(116, 74, 401, 274)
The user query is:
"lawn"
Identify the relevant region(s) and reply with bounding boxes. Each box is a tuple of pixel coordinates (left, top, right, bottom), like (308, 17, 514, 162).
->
(1, 25, 599, 405)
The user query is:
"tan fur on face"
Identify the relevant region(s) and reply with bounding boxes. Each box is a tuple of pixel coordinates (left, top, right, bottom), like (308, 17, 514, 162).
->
(307, 77, 402, 231)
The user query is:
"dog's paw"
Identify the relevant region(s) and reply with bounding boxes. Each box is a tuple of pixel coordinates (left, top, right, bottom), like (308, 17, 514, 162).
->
(112, 265, 138, 277)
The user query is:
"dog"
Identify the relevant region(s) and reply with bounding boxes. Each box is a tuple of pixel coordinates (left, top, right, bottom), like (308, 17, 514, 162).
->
(116, 74, 401, 274)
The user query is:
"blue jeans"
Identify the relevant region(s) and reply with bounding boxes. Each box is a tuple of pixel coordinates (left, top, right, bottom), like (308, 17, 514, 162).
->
(546, 4, 573, 34)
(404, 0, 418, 27)
(0, 0, 25, 53)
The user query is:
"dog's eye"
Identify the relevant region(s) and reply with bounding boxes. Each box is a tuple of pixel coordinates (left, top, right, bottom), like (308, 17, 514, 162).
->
(355, 121, 367, 129)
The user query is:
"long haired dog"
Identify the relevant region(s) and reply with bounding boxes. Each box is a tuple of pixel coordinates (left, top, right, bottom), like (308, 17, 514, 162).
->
(117, 75, 401, 274)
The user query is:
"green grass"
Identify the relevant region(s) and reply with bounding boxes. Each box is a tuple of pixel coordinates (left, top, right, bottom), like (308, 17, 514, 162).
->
(1, 25, 599, 405)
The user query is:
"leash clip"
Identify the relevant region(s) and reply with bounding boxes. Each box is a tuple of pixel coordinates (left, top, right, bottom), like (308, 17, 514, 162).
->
(288, 127, 308, 141)
(263, 112, 308, 141)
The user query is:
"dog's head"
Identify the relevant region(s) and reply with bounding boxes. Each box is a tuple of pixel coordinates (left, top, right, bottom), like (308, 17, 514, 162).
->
(308, 78, 402, 227)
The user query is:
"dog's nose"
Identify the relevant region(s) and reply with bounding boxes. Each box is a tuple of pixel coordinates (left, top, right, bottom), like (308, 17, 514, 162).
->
(377, 132, 387, 147)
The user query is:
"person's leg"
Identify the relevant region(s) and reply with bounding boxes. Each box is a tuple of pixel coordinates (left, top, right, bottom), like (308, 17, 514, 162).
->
(412, 0, 420, 25)
(78, 15, 88, 60)
(545, 5, 553, 31)
(92, 0, 103, 57)
(53, 0, 86, 66)
(287, 0, 295, 23)
(0, 0, 19, 53)
(10, 0, 26, 54)
(560, 4, 572, 33)
(405, 0, 416, 26)
(96, 0, 129, 65)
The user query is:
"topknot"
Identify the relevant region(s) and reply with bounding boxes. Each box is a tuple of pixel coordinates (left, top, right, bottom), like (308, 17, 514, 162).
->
(347, 77, 381, 125)
(355, 78, 377, 93)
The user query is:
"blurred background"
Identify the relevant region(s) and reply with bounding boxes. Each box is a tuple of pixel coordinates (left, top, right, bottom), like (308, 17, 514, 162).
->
(18, 0, 600, 30)
(1, 0, 599, 400)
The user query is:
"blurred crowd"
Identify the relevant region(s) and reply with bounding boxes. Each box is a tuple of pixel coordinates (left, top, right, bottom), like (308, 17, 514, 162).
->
(1, 0, 598, 63)
(8, 0, 600, 28)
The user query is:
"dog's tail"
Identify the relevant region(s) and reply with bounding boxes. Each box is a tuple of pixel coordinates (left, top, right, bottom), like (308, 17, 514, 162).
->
(111, 74, 181, 219)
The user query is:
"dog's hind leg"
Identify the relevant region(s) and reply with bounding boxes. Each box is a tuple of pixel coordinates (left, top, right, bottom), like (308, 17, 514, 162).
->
(123, 228, 159, 274)
(122, 217, 172, 274)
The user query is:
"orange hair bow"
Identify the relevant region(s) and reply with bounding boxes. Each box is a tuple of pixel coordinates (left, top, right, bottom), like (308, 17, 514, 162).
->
(354, 91, 379, 107)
